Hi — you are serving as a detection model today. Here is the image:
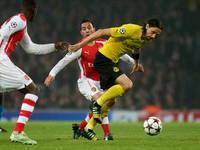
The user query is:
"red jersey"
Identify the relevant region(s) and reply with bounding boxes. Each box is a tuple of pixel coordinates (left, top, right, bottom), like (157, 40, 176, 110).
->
(77, 38, 106, 81)
(49, 38, 106, 81)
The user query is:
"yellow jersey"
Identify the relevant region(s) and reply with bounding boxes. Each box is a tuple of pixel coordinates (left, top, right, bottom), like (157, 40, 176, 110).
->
(99, 24, 151, 63)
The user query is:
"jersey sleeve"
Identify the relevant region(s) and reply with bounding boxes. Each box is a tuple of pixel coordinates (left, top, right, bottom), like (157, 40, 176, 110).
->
(110, 24, 140, 39)
(0, 14, 26, 38)
(120, 54, 135, 66)
(49, 49, 82, 77)
(20, 30, 56, 55)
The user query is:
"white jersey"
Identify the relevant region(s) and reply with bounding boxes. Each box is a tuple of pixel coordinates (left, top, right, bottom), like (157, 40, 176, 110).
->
(0, 13, 56, 60)
(0, 13, 57, 92)
(49, 38, 135, 100)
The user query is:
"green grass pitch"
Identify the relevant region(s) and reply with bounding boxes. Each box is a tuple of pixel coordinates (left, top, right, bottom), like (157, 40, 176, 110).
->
(0, 121, 200, 150)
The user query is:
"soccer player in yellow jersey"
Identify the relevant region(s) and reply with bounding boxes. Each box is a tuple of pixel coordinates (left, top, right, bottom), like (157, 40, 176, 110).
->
(69, 18, 163, 140)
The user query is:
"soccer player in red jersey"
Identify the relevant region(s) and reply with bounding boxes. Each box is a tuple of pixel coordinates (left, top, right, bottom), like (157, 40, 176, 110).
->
(0, 0, 69, 144)
(44, 19, 142, 140)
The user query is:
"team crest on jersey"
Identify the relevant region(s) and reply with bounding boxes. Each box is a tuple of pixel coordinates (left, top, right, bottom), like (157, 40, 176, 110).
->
(24, 75, 30, 80)
(113, 67, 119, 72)
(11, 22, 17, 28)
(91, 87, 96, 92)
(119, 28, 126, 34)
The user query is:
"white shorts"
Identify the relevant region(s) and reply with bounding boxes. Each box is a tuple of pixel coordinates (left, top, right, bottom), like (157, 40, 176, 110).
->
(78, 78, 103, 101)
(0, 57, 32, 93)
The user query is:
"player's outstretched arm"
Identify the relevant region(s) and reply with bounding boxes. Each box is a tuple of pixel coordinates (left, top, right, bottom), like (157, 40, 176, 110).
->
(68, 28, 111, 52)
(21, 32, 70, 54)
(44, 75, 55, 87)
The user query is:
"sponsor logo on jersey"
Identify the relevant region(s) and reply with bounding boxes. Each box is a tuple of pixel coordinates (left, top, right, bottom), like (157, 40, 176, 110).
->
(91, 87, 96, 92)
(84, 51, 89, 55)
(11, 22, 17, 28)
(119, 28, 126, 34)
(24, 75, 30, 80)
(113, 67, 119, 72)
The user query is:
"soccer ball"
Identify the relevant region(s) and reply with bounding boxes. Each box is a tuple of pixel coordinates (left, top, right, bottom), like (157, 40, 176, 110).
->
(143, 116, 162, 136)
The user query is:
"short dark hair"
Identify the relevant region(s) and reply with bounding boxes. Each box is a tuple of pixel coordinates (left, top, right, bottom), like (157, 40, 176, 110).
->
(148, 19, 163, 30)
(22, 0, 37, 8)
(80, 19, 94, 30)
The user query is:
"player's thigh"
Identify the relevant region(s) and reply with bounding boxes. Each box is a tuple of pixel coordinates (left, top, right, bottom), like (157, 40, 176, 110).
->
(78, 79, 103, 101)
(18, 82, 39, 95)
(0, 58, 32, 93)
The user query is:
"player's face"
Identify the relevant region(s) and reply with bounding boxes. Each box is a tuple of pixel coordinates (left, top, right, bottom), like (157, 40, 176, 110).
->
(80, 22, 95, 39)
(145, 24, 162, 41)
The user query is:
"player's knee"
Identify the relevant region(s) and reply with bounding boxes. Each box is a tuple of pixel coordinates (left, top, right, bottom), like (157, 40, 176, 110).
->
(123, 81, 133, 92)
(34, 87, 40, 96)
(30, 86, 40, 96)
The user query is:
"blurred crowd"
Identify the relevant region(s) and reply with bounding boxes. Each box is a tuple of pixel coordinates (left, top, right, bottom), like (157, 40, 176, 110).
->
(1, 0, 199, 111)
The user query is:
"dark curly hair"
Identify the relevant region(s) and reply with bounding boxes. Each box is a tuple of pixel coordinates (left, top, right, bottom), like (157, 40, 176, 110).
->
(22, 0, 37, 8)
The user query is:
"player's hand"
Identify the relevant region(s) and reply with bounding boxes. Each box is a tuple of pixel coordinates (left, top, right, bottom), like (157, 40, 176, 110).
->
(137, 64, 144, 72)
(55, 42, 70, 52)
(44, 75, 55, 87)
(68, 43, 81, 53)
(130, 64, 144, 74)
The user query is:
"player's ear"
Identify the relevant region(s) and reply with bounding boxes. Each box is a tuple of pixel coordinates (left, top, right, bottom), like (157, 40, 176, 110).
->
(146, 24, 149, 30)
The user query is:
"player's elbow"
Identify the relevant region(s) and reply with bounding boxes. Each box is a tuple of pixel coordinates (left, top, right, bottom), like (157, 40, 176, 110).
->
(96, 29, 111, 37)
(96, 29, 104, 37)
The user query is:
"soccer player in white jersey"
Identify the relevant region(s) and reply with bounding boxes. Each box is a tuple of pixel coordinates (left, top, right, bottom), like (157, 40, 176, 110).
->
(0, 0, 69, 145)
(44, 19, 143, 140)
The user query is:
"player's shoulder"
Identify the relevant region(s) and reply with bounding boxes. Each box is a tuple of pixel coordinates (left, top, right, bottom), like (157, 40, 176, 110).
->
(5, 13, 26, 27)
(95, 38, 106, 45)
(10, 13, 26, 22)
(122, 24, 142, 35)
(78, 39, 83, 43)
(122, 23, 141, 29)
(95, 38, 106, 42)
(0, 13, 26, 31)
(18, 14, 26, 22)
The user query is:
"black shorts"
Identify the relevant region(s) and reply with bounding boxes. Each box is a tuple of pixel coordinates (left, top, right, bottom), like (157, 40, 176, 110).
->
(93, 51, 123, 90)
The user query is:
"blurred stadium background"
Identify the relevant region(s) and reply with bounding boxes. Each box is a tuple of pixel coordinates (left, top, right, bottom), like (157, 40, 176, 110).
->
(1, 0, 200, 122)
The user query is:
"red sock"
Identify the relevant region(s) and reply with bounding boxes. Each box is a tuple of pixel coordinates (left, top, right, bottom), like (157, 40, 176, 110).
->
(79, 111, 92, 132)
(14, 94, 38, 134)
(101, 114, 111, 136)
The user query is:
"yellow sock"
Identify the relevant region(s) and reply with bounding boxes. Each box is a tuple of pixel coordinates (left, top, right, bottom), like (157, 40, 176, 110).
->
(97, 84, 125, 106)
(86, 117, 97, 130)
(86, 104, 111, 130)
(101, 104, 111, 118)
